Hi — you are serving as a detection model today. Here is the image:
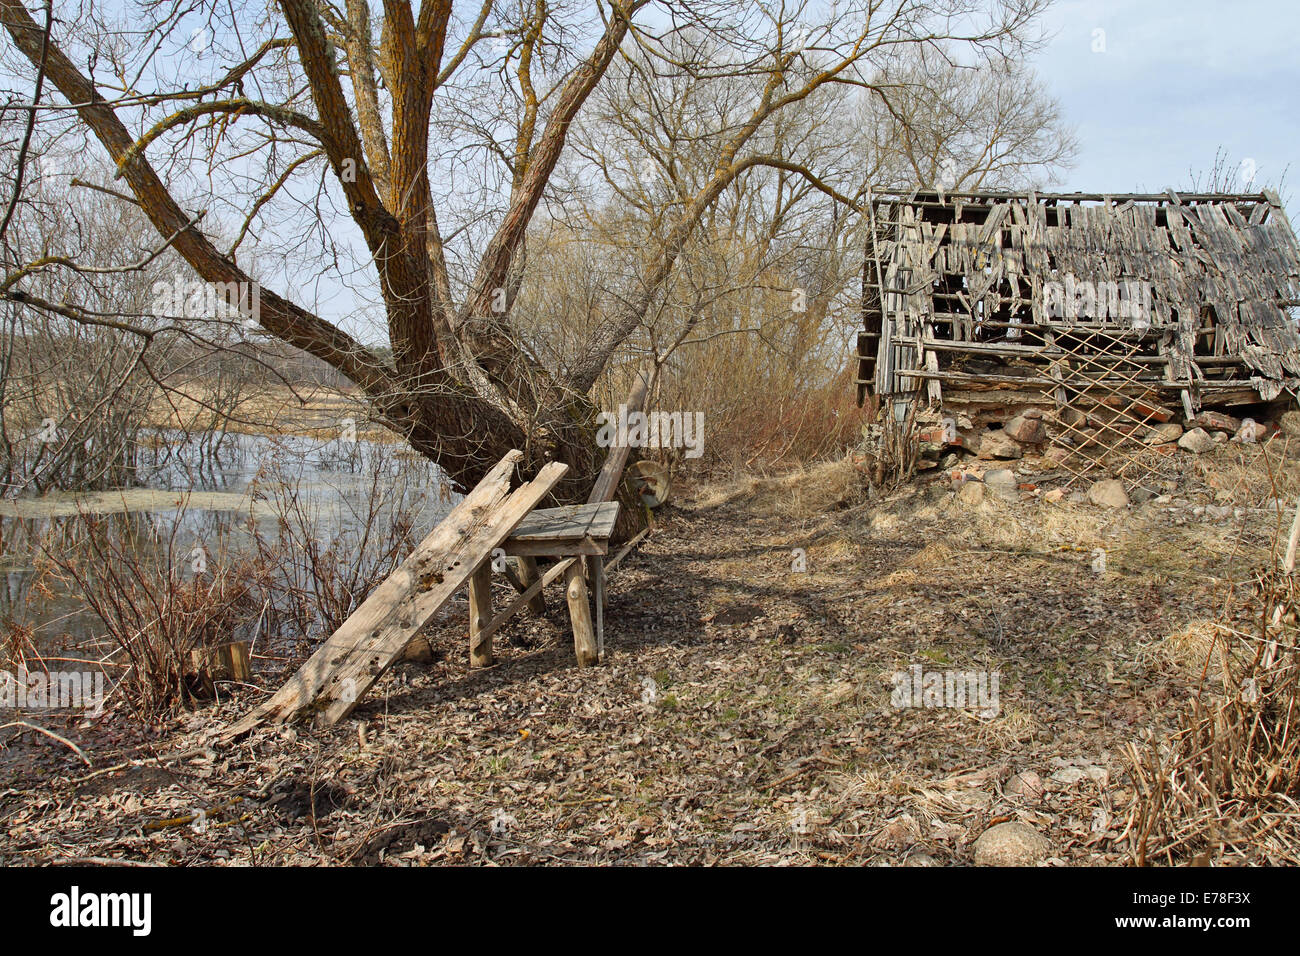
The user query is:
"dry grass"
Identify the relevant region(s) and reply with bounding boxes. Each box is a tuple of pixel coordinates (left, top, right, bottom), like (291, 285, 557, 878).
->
(901, 541, 957, 571)
(1127, 565, 1300, 865)
(48, 516, 272, 716)
(1140, 620, 1221, 678)
(1193, 437, 1300, 508)
(143, 383, 403, 442)
(976, 706, 1043, 749)
(690, 455, 865, 520)
(772, 458, 864, 520)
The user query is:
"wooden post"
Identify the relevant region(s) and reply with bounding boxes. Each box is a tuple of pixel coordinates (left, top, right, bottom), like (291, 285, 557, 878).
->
(564, 559, 598, 666)
(469, 560, 495, 667)
(593, 557, 605, 660)
(222, 641, 251, 682)
(189, 640, 251, 683)
(516, 556, 546, 615)
(1283, 493, 1300, 573)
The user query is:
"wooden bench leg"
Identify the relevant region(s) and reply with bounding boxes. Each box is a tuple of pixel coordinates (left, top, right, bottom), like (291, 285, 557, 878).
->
(564, 558, 599, 666)
(593, 556, 605, 660)
(469, 561, 494, 667)
(516, 556, 546, 615)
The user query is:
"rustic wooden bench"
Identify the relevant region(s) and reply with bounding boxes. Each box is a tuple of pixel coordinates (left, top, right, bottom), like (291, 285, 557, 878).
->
(225, 368, 652, 734)
(469, 500, 620, 667)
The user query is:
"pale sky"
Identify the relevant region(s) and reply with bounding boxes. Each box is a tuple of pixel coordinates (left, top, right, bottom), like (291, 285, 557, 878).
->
(1030, 0, 1298, 201)
(27, 0, 1294, 339)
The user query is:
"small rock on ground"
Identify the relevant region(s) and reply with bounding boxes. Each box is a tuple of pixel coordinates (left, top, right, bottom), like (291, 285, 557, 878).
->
(1088, 479, 1129, 508)
(955, 481, 986, 507)
(1178, 427, 1216, 454)
(1143, 423, 1182, 445)
(1003, 410, 1046, 444)
(977, 430, 1023, 460)
(1235, 419, 1267, 444)
(973, 822, 1052, 866)
(1004, 771, 1045, 802)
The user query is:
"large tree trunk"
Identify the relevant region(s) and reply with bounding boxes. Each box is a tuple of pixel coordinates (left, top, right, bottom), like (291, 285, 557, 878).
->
(0, 0, 633, 509)
(0, 0, 660, 529)
(397, 388, 606, 503)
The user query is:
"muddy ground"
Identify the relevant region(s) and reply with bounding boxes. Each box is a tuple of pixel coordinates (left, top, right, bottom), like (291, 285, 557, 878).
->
(2, 441, 1296, 865)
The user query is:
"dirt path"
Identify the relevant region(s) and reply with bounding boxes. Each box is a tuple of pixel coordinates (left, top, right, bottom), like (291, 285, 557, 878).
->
(1, 455, 1286, 865)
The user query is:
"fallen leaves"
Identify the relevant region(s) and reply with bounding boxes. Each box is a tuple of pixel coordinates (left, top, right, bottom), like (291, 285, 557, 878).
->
(0, 469, 1263, 866)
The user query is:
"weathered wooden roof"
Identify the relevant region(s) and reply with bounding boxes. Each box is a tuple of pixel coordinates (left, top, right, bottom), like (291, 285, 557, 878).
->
(860, 190, 1300, 404)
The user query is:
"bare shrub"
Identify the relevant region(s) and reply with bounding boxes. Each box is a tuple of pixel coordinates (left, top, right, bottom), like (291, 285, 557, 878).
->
(246, 443, 436, 649)
(1126, 565, 1300, 865)
(859, 395, 922, 492)
(50, 514, 269, 716)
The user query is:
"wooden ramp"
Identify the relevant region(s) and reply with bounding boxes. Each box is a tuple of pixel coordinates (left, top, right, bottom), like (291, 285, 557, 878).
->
(223, 451, 566, 735)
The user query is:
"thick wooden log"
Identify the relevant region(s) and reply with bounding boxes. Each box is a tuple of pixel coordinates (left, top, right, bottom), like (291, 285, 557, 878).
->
(516, 556, 546, 615)
(565, 559, 598, 666)
(469, 561, 494, 667)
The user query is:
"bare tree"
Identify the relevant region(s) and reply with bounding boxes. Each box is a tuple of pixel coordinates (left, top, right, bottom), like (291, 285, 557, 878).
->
(518, 28, 1072, 466)
(1, 0, 1054, 500)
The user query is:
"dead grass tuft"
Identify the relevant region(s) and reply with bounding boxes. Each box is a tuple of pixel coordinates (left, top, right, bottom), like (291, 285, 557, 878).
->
(771, 458, 864, 520)
(1140, 620, 1221, 677)
(692, 456, 864, 521)
(902, 541, 956, 571)
(1127, 564, 1300, 865)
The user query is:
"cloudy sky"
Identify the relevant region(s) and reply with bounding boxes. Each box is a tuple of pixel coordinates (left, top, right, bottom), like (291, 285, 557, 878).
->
(1030, 0, 1298, 198)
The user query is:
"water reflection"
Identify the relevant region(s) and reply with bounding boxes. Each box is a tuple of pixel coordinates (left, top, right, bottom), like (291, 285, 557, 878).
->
(1, 430, 455, 647)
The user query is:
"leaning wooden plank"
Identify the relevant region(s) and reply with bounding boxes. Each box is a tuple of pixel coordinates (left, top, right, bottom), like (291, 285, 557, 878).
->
(588, 367, 651, 505)
(223, 450, 523, 736)
(223, 453, 565, 734)
(309, 460, 567, 725)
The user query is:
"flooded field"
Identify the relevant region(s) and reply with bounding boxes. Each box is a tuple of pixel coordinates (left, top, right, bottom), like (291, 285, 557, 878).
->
(0, 430, 455, 652)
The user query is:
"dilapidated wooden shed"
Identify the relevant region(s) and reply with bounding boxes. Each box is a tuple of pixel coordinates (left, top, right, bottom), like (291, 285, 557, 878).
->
(856, 190, 1300, 445)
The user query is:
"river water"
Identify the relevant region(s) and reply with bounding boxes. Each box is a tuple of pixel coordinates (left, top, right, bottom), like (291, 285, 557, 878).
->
(0, 430, 455, 651)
